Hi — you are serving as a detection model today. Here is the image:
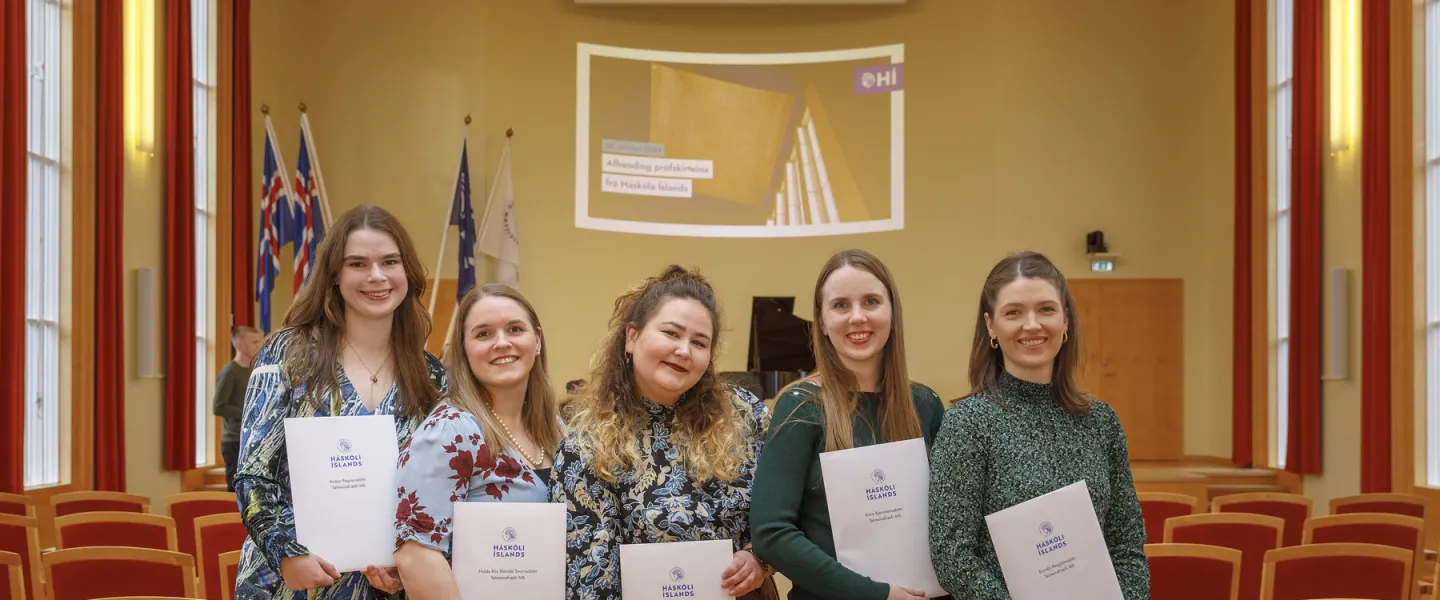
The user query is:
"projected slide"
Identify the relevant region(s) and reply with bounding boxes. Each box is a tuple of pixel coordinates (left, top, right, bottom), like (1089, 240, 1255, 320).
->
(576, 43, 905, 238)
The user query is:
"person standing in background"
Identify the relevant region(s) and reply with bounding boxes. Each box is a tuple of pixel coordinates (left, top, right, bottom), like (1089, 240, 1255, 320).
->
(213, 325, 262, 492)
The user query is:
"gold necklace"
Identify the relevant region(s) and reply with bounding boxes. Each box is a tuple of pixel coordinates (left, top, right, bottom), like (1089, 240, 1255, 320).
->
(347, 342, 387, 384)
(485, 401, 546, 468)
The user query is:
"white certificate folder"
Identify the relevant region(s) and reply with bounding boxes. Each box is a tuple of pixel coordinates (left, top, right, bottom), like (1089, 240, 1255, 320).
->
(818, 437, 945, 597)
(450, 502, 566, 600)
(619, 539, 733, 600)
(982, 480, 1123, 600)
(284, 414, 400, 573)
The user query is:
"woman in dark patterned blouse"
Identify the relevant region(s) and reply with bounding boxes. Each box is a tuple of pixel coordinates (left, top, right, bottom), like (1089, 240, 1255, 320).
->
(551, 265, 771, 600)
(391, 284, 563, 599)
(927, 251, 1149, 599)
(235, 206, 447, 600)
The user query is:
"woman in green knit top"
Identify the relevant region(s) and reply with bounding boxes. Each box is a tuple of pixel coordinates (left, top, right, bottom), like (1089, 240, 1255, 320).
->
(927, 251, 1149, 599)
(751, 249, 948, 600)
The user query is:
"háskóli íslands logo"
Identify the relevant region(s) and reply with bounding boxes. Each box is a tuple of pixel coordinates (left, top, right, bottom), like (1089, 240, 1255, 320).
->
(329, 439, 362, 469)
(865, 468, 897, 501)
(662, 567, 695, 597)
(492, 526, 524, 558)
(1035, 521, 1067, 556)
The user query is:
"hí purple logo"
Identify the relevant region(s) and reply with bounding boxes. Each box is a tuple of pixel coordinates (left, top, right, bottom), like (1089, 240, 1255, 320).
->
(855, 63, 904, 95)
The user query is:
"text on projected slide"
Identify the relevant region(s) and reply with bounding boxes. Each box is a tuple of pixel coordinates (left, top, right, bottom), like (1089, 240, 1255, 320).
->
(600, 138, 712, 199)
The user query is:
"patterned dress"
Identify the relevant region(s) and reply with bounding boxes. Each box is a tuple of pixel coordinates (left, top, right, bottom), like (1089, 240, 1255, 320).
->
(234, 327, 448, 600)
(927, 370, 1150, 599)
(393, 401, 553, 561)
(550, 386, 770, 600)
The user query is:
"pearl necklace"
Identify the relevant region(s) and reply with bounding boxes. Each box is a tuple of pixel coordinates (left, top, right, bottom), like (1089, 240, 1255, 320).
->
(485, 402, 546, 469)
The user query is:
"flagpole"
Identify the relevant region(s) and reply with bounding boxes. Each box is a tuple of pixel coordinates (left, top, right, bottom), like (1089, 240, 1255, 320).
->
(440, 295, 460, 357)
(475, 129, 513, 252)
(299, 105, 336, 228)
(264, 115, 300, 215)
(428, 118, 470, 320)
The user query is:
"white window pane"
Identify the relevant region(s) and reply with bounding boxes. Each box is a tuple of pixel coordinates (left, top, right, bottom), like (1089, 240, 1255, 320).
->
(24, 0, 63, 489)
(1277, 339, 1290, 468)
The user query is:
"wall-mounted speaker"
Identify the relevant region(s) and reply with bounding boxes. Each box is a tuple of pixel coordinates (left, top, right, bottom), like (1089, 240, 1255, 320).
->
(137, 267, 156, 378)
(1327, 267, 1348, 380)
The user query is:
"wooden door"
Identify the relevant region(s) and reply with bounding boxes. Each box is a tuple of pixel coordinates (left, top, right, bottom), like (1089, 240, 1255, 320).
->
(1067, 279, 1184, 461)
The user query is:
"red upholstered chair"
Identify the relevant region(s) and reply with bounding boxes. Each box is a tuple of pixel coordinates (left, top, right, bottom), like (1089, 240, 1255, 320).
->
(42, 547, 196, 600)
(1212, 492, 1312, 547)
(50, 492, 150, 518)
(1260, 542, 1412, 600)
(1145, 542, 1242, 600)
(192, 514, 245, 600)
(215, 551, 240, 600)
(163, 493, 237, 563)
(1139, 493, 1202, 545)
(1302, 513, 1426, 600)
(0, 496, 34, 519)
(55, 512, 178, 552)
(1329, 492, 1437, 593)
(1165, 512, 1285, 600)
(0, 551, 25, 600)
(0, 516, 43, 600)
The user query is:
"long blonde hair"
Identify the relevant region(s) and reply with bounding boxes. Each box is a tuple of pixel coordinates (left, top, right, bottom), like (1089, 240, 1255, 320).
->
(566, 265, 753, 483)
(440, 284, 562, 459)
(782, 249, 923, 452)
(280, 205, 439, 419)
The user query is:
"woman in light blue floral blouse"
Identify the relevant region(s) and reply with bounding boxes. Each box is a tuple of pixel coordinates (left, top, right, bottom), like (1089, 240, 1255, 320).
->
(235, 206, 446, 600)
(551, 265, 772, 600)
(391, 284, 564, 600)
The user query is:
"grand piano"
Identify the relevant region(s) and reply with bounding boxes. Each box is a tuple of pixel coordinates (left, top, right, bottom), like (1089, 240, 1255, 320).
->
(722, 296, 816, 401)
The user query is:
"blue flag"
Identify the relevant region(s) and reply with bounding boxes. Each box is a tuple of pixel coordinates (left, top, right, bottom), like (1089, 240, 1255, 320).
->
(452, 140, 477, 301)
(256, 123, 293, 333)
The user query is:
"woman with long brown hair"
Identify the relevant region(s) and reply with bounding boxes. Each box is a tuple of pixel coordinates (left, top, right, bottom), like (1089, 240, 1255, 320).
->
(928, 251, 1148, 598)
(234, 205, 447, 600)
(552, 265, 771, 600)
(391, 284, 563, 599)
(749, 248, 947, 600)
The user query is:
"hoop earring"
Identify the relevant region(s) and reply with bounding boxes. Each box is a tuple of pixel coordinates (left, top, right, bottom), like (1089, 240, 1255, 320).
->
(1063, 332, 1069, 343)
(624, 352, 633, 365)
(989, 337, 999, 349)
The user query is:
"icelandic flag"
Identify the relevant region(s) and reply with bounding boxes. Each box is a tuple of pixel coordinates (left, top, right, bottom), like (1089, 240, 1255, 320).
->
(256, 121, 293, 333)
(451, 139, 477, 301)
(291, 128, 326, 296)
(478, 139, 519, 288)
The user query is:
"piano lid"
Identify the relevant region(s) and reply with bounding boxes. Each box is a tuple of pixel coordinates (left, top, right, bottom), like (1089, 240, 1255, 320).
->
(746, 296, 816, 373)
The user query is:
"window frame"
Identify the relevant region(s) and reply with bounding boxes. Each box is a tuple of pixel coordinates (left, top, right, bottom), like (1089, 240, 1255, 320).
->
(1270, 0, 1296, 469)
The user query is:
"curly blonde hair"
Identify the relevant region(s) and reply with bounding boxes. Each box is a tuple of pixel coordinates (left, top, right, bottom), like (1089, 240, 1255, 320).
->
(565, 265, 753, 483)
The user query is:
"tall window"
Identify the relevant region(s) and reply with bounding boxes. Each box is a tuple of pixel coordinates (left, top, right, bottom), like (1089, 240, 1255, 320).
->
(25, 0, 64, 489)
(1272, 0, 1294, 468)
(1425, 0, 1440, 484)
(192, 0, 217, 467)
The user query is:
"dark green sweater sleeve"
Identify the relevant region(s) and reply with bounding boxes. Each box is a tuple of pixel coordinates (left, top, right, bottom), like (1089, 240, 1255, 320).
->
(750, 391, 890, 600)
(929, 404, 1011, 599)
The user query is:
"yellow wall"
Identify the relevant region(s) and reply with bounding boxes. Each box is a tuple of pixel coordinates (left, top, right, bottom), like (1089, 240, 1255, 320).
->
(236, 0, 1238, 457)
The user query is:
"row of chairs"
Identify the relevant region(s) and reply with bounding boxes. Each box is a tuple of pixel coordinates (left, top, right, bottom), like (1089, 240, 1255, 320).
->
(0, 546, 242, 600)
(1139, 491, 1436, 600)
(0, 491, 245, 600)
(1149, 533, 1418, 599)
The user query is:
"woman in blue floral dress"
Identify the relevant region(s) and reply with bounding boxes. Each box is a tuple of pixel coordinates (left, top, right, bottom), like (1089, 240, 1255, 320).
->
(551, 265, 772, 600)
(392, 284, 564, 599)
(234, 206, 447, 600)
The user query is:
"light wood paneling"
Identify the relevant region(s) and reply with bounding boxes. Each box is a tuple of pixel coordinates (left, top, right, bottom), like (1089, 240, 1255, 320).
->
(1069, 278, 1185, 462)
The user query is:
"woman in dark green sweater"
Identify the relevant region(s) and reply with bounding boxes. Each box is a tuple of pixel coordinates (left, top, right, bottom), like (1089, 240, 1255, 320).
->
(751, 249, 948, 600)
(928, 251, 1149, 599)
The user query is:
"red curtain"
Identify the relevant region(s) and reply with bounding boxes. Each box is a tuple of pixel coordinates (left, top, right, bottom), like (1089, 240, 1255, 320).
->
(1359, 0, 1391, 493)
(95, 0, 127, 491)
(231, 0, 254, 327)
(163, 0, 197, 471)
(1285, 0, 1324, 475)
(0, 0, 26, 495)
(1232, 0, 1255, 468)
